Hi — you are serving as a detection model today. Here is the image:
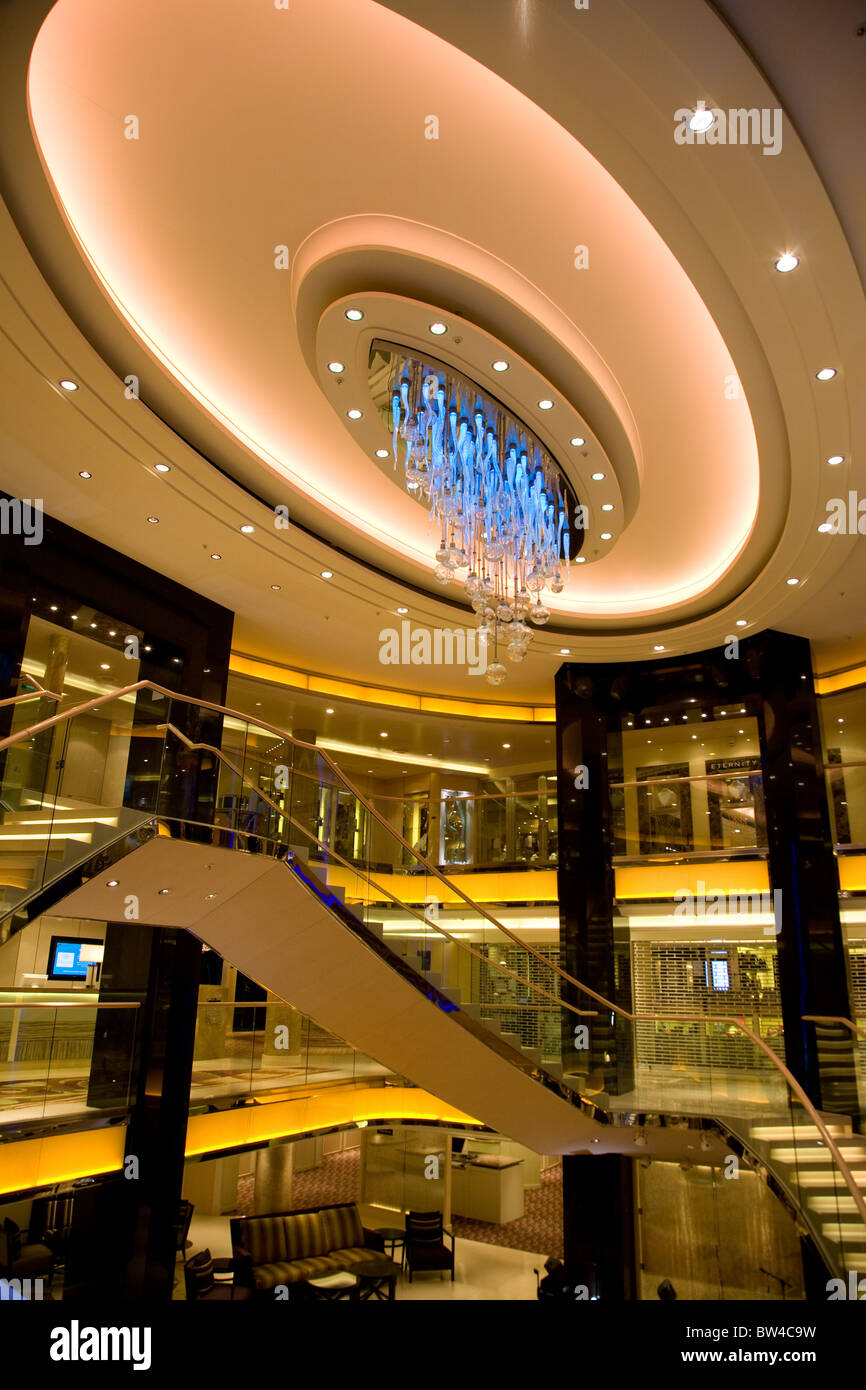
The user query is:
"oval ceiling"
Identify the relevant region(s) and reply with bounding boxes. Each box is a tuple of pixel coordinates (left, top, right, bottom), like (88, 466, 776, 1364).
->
(27, 0, 764, 625)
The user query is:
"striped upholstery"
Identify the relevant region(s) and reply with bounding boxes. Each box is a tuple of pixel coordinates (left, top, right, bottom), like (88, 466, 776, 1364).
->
(238, 1206, 371, 1291)
(246, 1212, 326, 1266)
(320, 1204, 363, 1252)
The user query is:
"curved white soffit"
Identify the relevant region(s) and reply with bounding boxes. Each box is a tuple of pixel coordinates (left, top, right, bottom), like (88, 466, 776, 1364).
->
(26, 0, 761, 621)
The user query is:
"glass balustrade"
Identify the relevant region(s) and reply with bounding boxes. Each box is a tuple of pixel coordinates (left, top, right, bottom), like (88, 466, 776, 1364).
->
(0, 1000, 139, 1127)
(189, 996, 396, 1111)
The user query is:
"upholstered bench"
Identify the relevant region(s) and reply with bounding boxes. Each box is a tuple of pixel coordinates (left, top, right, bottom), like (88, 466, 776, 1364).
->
(230, 1203, 384, 1294)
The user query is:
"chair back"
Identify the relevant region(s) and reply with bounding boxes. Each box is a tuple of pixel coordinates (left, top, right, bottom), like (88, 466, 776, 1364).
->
(173, 1200, 194, 1252)
(184, 1248, 215, 1300)
(406, 1211, 444, 1243)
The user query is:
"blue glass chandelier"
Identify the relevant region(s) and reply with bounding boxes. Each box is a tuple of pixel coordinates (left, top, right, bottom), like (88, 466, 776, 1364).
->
(385, 348, 576, 684)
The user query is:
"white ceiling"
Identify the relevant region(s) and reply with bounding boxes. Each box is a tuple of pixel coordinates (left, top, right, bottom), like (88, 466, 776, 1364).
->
(0, 0, 863, 709)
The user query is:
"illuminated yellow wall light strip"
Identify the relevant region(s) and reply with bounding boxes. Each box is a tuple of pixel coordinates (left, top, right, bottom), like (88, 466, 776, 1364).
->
(0, 1126, 126, 1197)
(184, 1086, 481, 1157)
(615, 862, 770, 901)
(815, 666, 866, 696)
(838, 856, 866, 894)
(229, 652, 553, 723)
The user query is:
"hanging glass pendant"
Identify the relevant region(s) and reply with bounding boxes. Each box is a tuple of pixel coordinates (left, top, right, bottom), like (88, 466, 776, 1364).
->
(373, 343, 584, 683)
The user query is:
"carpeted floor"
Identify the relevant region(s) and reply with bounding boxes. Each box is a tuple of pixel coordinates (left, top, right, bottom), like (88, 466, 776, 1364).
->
(236, 1149, 563, 1257)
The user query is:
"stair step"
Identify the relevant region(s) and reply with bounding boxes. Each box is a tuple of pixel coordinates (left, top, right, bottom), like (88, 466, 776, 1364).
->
(768, 1146, 866, 1166)
(440, 987, 462, 1005)
(808, 1196, 866, 1215)
(821, 1222, 866, 1245)
(288, 843, 310, 864)
(499, 1031, 522, 1047)
(522, 1046, 543, 1063)
(751, 1123, 851, 1141)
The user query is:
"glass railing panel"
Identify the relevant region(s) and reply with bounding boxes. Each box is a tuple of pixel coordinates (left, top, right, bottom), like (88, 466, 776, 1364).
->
(0, 1000, 138, 1127)
(610, 771, 769, 860)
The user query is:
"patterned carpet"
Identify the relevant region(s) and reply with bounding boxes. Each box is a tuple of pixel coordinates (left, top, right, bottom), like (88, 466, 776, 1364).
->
(236, 1149, 563, 1257)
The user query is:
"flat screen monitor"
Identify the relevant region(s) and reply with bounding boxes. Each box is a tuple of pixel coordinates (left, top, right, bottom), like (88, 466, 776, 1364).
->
(47, 936, 103, 982)
(705, 958, 731, 992)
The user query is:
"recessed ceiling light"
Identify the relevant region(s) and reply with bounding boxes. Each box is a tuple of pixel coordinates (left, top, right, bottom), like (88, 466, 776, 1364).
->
(210, 553, 222, 560)
(59, 379, 78, 391)
(100, 663, 110, 670)
(155, 462, 170, 473)
(689, 101, 714, 132)
(50, 605, 58, 611)
(735, 619, 747, 627)
(90, 622, 97, 629)
(146, 516, 159, 524)
(429, 322, 448, 335)
(774, 253, 799, 273)
(570, 437, 585, 447)
(171, 657, 180, 663)
(71, 613, 78, 620)
(827, 455, 844, 466)
(270, 584, 281, 591)
(491, 360, 509, 372)
(320, 569, 333, 579)
(328, 361, 344, 374)
(325, 708, 334, 714)
(240, 524, 255, 534)
(144, 644, 151, 651)
(559, 648, 571, 655)
(255, 702, 262, 707)
(396, 606, 409, 614)
(653, 645, 665, 652)
(347, 409, 363, 420)
(345, 308, 364, 321)
(601, 503, 614, 512)
(538, 399, 554, 410)
(78, 470, 92, 479)
(158, 888, 171, 895)
(502, 743, 511, 749)
(816, 368, 836, 381)
(109, 630, 116, 636)
(600, 531, 612, 541)
(818, 522, 833, 533)
(591, 471, 605, 481)
(786, 577, 799, 585)
(375, 448, 390, 458)
(575, 555, 586, 564)
(380, 732, 388, 738)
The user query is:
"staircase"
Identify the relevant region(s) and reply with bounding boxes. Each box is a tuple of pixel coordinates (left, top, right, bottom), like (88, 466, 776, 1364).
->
(749, 1119, 866, 1275)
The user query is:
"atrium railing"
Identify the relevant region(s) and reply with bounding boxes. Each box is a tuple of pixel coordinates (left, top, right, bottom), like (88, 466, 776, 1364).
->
(0, 999, 140, 1127)
(190, 996, 398, 1112)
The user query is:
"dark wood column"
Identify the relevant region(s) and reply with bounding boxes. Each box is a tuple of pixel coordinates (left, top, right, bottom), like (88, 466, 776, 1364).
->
(562, 1153, 637, 1299)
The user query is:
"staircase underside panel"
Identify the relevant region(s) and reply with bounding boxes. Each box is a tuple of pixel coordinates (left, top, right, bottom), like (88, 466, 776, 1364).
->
(54, 838, 605, 1154)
